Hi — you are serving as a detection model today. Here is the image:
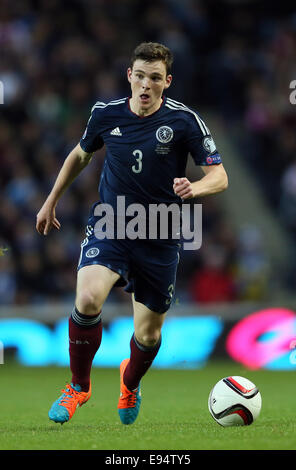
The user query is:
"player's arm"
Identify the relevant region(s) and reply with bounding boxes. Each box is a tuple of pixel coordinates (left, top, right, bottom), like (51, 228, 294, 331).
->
(36, 144, 93, 235)
(173, 163, 228, 200)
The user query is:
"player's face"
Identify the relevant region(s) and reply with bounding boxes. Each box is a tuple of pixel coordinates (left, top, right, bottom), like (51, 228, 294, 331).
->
(127, 60, 172, 116)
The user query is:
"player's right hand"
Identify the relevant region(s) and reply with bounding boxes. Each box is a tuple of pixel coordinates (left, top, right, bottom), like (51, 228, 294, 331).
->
(36, 203, 61, 236)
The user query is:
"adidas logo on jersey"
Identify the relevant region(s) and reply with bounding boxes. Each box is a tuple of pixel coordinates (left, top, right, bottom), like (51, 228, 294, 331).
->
(110, 127, 122, 136)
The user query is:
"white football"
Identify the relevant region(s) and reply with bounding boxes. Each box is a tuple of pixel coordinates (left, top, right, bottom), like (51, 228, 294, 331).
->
(208, 376, 262, 426)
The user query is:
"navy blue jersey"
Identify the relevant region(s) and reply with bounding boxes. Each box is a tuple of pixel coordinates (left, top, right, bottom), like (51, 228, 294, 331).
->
(80, 96, 222, 211)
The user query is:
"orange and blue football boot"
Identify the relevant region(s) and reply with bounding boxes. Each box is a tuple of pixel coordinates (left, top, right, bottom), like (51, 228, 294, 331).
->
(48, 382, 91, 424)
(118, 359, 142, 425)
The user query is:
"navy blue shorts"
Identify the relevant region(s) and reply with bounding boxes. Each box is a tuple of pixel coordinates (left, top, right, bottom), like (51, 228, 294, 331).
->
(77, 202, 181, 313)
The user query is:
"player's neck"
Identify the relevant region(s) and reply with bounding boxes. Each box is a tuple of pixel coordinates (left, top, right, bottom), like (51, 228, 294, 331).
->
(129, 97, 163, 117)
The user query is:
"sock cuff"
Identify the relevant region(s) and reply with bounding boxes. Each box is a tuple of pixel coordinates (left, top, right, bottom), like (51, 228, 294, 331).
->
(132, 333, 161, 352)
(71, 306, 102, 328)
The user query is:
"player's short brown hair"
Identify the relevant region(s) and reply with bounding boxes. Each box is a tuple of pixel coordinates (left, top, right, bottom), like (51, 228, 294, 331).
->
(131, 42, 173, 76)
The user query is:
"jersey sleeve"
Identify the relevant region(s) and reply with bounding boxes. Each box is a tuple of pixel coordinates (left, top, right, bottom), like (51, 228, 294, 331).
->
(184, 113, 222, 166)
(79, 106, 105, 153)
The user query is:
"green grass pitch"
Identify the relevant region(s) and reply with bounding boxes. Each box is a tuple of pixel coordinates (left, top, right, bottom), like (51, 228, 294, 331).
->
(0, 360, 295, 450)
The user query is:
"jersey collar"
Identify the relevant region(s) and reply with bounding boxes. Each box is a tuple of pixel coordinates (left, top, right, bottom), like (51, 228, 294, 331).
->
(127, 95, 167, 119)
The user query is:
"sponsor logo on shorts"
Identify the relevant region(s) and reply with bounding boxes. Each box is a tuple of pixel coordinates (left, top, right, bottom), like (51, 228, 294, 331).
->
(85, 248, 100, 258)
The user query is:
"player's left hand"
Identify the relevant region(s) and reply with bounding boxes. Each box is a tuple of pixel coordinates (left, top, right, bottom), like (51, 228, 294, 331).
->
(173, 177, 194, 200)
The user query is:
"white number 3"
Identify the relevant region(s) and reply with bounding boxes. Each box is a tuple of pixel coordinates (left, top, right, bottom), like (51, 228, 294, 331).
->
(132, 149, 143, 173)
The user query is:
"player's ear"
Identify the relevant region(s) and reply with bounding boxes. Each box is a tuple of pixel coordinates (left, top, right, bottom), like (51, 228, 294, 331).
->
(164, 74, 172, 89)
(127, 67, 132, 83)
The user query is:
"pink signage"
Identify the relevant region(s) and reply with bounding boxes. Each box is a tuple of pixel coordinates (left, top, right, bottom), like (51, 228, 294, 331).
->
(226, 308, 296, 369)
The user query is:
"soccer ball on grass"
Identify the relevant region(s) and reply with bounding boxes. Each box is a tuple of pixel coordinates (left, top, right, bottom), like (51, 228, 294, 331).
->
(208, 376, 262, 426)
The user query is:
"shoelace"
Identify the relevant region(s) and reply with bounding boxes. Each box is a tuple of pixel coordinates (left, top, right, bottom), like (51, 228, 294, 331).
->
(59, 385, 80, 409)
(121, 388, 138, 407)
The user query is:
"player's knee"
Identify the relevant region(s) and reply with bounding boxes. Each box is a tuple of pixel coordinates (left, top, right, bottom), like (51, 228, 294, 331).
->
(75, 289, 103, 315)
(136, 330, 161, 348)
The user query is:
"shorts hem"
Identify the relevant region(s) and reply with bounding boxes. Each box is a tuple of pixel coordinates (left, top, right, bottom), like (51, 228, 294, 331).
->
(77, 261, 127, 287)
(133, 295, 171, 314)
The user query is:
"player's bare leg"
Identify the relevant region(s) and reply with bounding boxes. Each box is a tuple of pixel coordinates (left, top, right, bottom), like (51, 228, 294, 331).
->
(118, 295, 165, 424)
(132, 295, 166, 348)
(49, 264, 120, 424)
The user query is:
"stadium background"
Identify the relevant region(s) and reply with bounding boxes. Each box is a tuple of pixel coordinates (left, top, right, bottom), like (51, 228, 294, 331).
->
(0, 0, 296, 372)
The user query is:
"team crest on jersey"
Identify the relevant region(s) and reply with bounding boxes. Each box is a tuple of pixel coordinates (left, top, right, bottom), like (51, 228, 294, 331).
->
(202, 135, 217, 154)
(156, 126, 174, 144)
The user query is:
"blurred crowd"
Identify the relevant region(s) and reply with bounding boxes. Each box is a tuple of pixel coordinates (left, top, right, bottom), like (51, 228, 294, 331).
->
(0, 0, 295, 306)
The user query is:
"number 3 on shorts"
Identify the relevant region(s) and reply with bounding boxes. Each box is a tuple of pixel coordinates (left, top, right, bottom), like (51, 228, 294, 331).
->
(166, 284, 174, 305)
